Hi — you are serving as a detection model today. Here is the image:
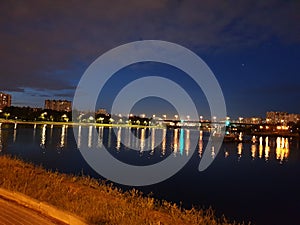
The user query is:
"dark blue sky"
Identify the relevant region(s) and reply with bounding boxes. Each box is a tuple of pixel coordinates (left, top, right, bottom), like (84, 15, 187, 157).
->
(0, 0, 299, 119)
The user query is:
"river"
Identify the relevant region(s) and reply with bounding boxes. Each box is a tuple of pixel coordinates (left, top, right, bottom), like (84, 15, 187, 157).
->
(0, 123, 299, 225)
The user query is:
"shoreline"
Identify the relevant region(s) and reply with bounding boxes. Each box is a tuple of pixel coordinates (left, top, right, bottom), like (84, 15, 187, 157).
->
(0, 155, 244, 225)
(0, 118, 160, 129)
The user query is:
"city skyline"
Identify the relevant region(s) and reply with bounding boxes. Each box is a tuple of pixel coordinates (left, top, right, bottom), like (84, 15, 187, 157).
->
(2, 91, 300, 124)
(0, 1, 299, 118)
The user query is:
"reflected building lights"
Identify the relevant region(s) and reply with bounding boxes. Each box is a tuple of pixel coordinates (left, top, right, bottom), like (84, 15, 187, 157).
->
(40, 124, 46, 149)
(151, 128, 155, 153)
(65, 125, 68, 147)
(173, 129, 178, 155)
(281, 137, 285, 149)
(60, 125, 66, 148)
(198, 130, 203, 158)
(108, 127, 112, 148)
(88, 126, 92, 148)
(162, 129, 166, 155)
(140, 128, 145, 152)
(33, 124, 36, 141)
(265, 137, 270, 161)
(147, 129, 151, 151)
(185, 129, 190, 156)
(1, 123, 298, 167)
(251, 143, 256, 159)
(179, 129, 184, 155)
(259, 136, 263, 146)
(239, 132, 243, 142)
(97, 127, 103, 148)
(225, 150, 229, 158)
(237, 143, 243, 160)
(259, 140, 263, 159)
(211, 146, 215, 159)
(125, 127, 130, 148)
(135, 128, 140, 149)
(276, 137, 289, 163)
(49, 124, 53, 144)
(131, 128, 136, 149)
(13, 127, 17, 143)
(259, 137, 263, 159)
(285, 138, 289, 150)
(116, 127, 121, 151)
(78, 125, 81, 148)
(149, 129, 155, 156)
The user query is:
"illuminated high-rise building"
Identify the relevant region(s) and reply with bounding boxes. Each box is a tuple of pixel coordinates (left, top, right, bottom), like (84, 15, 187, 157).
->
(0, 92, 12, 110)
(44, 99, 72, 112)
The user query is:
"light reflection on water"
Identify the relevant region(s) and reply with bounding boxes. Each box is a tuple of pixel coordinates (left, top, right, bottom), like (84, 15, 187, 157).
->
(0, 123, 297, 166)
(0, 123, 299, 225)
(223, 135, 290, 164)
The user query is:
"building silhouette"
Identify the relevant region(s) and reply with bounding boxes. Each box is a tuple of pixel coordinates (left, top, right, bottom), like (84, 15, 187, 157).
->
(266, 111, 300, 124)
(0, 92, 11, 110)
(44, 99, 72, 112)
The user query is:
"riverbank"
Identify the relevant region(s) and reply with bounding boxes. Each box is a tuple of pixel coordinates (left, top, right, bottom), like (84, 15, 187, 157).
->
(0, 155, 245, 225)
(0, 118, 159, 129)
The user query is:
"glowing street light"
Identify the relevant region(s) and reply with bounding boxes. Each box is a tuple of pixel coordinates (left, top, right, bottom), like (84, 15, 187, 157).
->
(174, 115, 178, 120)
(40, 112, 47, 120)
(163, 115, 166, 120)
(4, 112, 10, 120)
(97, 117, 104, 123)
(62, 114, 69, 122)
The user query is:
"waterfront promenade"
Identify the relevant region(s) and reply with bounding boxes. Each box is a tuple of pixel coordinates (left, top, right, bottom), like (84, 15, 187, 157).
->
(0, 197, 62, 225)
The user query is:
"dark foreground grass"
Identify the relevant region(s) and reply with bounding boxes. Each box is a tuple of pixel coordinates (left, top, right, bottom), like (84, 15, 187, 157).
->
(0, 155, 248, 225)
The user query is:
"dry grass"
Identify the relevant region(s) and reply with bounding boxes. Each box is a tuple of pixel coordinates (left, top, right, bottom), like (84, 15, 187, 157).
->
(0, 155, 247, 225)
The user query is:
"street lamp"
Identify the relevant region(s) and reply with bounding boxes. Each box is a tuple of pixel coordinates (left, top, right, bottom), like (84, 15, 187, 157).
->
(239, 117, 243, 123)
(62, 114, 69, 122)
(4, 112, 10, 120)
(40, 112, 47, 120)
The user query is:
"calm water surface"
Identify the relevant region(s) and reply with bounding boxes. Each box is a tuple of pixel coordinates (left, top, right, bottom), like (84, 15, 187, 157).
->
(0, 123, 299, 225)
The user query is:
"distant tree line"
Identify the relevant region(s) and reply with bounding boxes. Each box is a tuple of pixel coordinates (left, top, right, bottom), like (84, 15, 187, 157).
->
(0, 106, 151, 126)
(0, 106, 72, 122)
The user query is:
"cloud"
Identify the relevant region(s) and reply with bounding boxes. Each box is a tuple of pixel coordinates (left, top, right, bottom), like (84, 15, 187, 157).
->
(0, 0, 299, 106)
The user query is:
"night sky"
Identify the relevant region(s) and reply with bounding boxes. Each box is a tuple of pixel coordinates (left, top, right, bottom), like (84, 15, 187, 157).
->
(0, 0, 299, 119)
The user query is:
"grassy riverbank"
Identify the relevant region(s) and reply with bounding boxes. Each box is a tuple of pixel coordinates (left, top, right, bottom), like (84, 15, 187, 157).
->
(0, 155, 246, 225)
